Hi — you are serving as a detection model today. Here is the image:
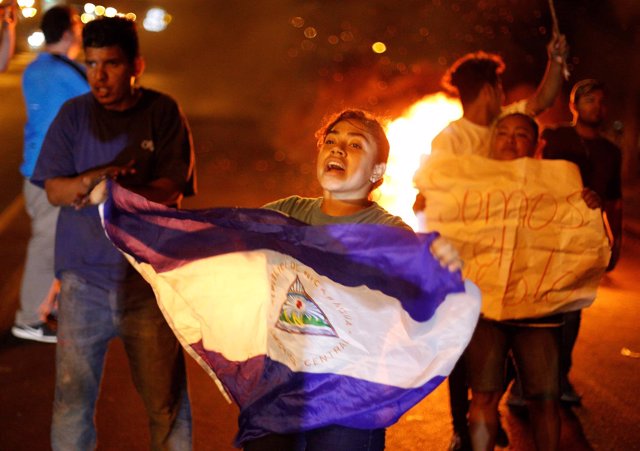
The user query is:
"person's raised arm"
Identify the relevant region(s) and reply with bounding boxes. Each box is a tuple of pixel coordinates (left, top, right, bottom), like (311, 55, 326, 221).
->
(0, 2, 17, 72)
(524, 32, 569, 116)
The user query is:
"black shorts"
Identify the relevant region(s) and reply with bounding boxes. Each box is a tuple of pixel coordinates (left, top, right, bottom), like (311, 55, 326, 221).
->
(464, 317, 561, 399)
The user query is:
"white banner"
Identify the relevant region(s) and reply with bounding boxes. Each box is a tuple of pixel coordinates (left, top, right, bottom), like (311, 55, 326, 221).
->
(414, 154, 611, 320)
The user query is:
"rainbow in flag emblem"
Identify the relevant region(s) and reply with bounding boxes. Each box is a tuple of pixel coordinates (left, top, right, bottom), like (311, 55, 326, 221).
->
(276, 276, 338, 338)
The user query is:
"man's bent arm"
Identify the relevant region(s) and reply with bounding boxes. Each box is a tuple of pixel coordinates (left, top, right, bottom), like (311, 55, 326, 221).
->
(44, 164, 134, 206)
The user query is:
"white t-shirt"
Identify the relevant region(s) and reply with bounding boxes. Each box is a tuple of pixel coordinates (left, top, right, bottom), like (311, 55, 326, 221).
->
(430, 100, 528, 158)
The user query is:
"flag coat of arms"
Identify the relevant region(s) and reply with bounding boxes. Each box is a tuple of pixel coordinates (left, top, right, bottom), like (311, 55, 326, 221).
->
(101, 183, 480, 445)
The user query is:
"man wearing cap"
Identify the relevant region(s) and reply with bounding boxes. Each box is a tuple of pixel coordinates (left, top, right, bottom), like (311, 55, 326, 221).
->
(542, 79, 623, 405)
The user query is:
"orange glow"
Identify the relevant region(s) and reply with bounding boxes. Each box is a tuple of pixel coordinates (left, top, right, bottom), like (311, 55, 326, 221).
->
(375, 92, 462, 230)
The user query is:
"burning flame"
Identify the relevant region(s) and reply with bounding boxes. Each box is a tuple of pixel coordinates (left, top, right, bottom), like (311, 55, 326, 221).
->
(376, 92, 462, 230)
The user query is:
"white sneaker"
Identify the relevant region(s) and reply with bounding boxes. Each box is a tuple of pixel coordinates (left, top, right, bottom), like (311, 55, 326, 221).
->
(11, 322, 57, 344)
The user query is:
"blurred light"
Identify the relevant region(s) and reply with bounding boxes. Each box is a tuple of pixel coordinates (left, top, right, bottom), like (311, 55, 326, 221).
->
(94, 5, 105, 16)
(21, 7, 37, 18)
(290, 16, 304, 28)
(378, 93, 463, 230)
(125, 12, 136, 21)
(105, 6, 116, 17)
(303, 27, 317, 39)
(372, 41, 387, 54)
(621, 347, 640, 358)
(17, 0, 34, 7)
(340, 31, 353, 42)
(84, 3, 95, 14)
(300, 40, 314, 51)
(254, 160, 269, 172)
(81, 13, 95, 23)
(327, 35, 339, 45)
(143, 7, 170, 32)
(27, 31, 45, 48)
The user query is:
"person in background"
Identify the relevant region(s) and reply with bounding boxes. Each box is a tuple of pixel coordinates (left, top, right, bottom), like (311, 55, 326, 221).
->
(541, 79, 623, 405)
(0, 0, 16, 72)
(466, 112, 563, 451)
(11, 5, 89, 344)
(31, 17, 195, 450)
(419, 32, 569, 451)
(431, 34, 568, 159)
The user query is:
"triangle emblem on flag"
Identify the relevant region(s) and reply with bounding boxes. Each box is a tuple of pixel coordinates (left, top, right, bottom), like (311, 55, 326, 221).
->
(275, 276, 338, 338)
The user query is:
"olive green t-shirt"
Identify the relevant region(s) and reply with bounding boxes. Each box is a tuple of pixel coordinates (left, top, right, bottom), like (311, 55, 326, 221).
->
(263, 196, 410, 230)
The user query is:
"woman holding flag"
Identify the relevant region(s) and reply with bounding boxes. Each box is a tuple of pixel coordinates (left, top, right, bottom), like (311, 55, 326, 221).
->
(99, 108, 478, 451)
(244, 109, 465, 450)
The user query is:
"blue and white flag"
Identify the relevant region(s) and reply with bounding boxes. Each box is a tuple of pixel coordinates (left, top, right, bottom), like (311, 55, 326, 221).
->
(102, 183, 480, 446)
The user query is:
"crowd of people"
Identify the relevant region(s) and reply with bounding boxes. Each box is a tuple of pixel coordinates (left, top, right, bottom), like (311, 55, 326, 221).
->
(1, 4, 622, 451)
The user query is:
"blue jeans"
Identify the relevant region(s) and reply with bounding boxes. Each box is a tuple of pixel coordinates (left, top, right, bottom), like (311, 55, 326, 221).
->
(243, 426, 386, 451)
(51, 271, 192, 451)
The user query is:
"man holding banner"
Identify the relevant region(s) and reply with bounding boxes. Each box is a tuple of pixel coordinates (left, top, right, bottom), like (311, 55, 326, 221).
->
(419, 32, 569, 451)
(414, 112, 611, 451)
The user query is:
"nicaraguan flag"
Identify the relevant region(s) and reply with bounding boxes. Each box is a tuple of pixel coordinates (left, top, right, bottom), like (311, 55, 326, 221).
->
(101, 183, 480, 446)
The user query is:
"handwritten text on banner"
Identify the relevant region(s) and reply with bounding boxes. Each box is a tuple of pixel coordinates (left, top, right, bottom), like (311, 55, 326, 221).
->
(414, 154, 611, 321)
